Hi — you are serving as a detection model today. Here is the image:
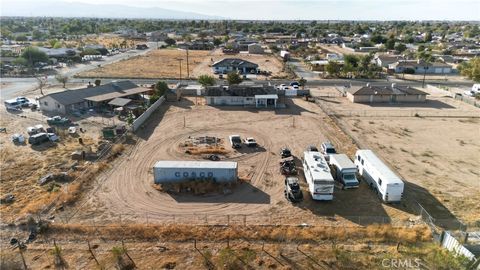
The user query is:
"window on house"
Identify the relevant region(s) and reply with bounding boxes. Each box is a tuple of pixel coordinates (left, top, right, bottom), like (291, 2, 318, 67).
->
(57, 104, 60, 108)
(44, 101, 48, 106)
(378, 178, 383, 186)
(361, 159, 364, 165)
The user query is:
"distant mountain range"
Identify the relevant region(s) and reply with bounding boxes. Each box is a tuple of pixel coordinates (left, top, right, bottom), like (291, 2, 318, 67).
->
(1, 1, 224, 20)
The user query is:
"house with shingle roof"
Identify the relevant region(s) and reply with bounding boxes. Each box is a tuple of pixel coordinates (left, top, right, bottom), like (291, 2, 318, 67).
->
(389, 60, 452, 74)
(39, 80, 151, 114)
(346, 83, 428, 103)
(212, 58, 259, 74)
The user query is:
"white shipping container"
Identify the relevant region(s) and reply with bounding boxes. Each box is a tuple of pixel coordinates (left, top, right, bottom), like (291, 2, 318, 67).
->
(153, 161, 238, 184)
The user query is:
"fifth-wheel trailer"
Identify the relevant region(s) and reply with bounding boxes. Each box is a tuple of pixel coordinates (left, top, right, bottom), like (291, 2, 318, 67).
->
(354, 150, 404, 203)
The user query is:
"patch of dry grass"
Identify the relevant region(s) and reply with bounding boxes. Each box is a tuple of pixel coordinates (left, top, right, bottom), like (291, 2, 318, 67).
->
(78, 49, 210, 79)
(47, 224, 432, 244)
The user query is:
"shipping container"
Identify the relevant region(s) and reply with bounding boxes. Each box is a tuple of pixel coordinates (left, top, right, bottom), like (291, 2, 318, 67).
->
(153, 161, 238, 184)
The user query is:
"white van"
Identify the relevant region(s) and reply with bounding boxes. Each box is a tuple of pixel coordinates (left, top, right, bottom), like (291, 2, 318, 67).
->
(355, 150, 404, 203)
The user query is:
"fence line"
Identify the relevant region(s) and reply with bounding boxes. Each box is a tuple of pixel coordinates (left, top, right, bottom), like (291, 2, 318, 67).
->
(131, 95, 165, 132)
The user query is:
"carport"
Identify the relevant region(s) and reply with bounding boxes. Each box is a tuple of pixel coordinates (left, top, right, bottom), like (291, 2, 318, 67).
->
(255, 94, 278, 108)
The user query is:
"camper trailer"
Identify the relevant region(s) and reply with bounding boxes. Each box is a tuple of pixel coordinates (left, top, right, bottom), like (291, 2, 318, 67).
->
(302, 150, 335, 200)
(355, 150, 404, 202)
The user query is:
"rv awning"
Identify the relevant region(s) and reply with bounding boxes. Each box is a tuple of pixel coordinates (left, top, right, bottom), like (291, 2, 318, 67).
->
(84, 87, 150, 102)
(108, 97, 132, 107)
(255, 94, 278, 99)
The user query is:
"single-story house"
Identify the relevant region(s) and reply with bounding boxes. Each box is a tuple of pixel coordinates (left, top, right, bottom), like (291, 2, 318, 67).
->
(37, 47, 78, 60)
(247, 44, 264, 54)
(375, 54, 404, 68)
(204, 84, 278, 108)
(347, 84, 428, 103)
(148, 31, 168, 42)
(39, 80, 151, 114)
(211, 58, 259, 74)
(389, 60, 452, 74)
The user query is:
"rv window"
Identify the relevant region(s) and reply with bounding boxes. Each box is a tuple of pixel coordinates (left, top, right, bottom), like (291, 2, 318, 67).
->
(357, 155, 360, 161)
(378, 178, 382, 186)
(361, 159, 364, 165)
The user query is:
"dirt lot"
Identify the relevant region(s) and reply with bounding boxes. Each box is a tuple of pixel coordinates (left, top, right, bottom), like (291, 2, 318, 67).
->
(78, 49, 212, 79)
(78, 48, 289, 80)
(0, 84, 129, 220)
(315, 88, 480, 227)
(66, 96, 419, 227)
(191, 49, 289, 79)
(317, 44, 368, 56)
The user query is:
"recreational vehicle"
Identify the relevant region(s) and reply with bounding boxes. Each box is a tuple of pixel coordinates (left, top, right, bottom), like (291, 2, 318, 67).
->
(329, 154, 359, 189)
(302, 150, 335, 200)
(355, 150, 404, 202)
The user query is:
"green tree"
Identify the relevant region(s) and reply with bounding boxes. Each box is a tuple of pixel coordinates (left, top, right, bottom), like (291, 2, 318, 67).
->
(94, 79, 101, 86)
(344, 54, 360, 68)
(55, 74, 69, 88)
(53, 41, 63, 49)
(81, 48, 100, 56)
(394, 43, 407, 53)
(325, 61, 341, 77)
(385, 38, 396, 50)
(424, 32, 432, 42)
(15, 34, 27, 42)
(213, 38, 222, 46)
(164, 38, 176, 46)
(226, 72, 242, 85)
(458, 57, 480, 82)
(155, 81, 169, 96)
(197, 75, 215, 87)
(21, 47, 48, 66)
(13, 57, 28, 67)
(298, 77, 307, 89)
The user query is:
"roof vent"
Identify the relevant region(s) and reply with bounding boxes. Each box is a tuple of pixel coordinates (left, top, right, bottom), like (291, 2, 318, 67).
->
(366, 83, 371, 87)
(391, 83, 396, 89)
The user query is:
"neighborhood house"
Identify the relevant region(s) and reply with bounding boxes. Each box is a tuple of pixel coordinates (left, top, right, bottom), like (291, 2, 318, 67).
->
(39, 80, 151, 114)
(212, 58, 259, 74)
(347, 83, 428, 103)
(204, 84, 279, 108)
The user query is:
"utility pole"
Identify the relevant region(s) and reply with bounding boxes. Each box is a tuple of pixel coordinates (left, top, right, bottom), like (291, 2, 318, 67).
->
(176, 58, 183, 81)
(186, 48, 190, 79)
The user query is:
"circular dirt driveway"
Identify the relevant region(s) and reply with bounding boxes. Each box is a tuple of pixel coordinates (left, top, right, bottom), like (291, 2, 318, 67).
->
(77, 99, 328, 223)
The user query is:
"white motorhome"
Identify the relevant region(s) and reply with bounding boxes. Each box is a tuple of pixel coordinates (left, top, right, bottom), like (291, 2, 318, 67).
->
(302, 150, 335, 200)
(355, 150, 404, 203)
(329, 154, 359, 189)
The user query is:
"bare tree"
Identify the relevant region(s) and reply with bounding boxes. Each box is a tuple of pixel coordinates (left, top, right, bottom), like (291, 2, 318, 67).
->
(55, 74, 69, 88)
(35, 76, 47, 96)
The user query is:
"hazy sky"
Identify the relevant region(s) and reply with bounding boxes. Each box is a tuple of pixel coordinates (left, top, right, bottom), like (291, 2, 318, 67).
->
(2, 0, 479, 20)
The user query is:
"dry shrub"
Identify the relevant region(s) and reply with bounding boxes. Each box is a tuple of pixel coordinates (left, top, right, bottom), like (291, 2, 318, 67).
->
(111, 144, 125, 155)
(186, 146, 229, 155)
(48, 224, 432, 245)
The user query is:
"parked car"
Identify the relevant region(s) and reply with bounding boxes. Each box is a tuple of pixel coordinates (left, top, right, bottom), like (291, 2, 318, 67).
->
(284, 176, 303, 202)
(280, 147, 292, 158)
(28, 133, 50, 145)
(290, 81, 300, 87)
(243, 137, 257, 147)
(463, 90, 478, 97)
(229, 135, 242, 149)
(47, 133, 60, 142)
(306, 145, 319, 152)
(208, 154, 220, 161)
(27, 126, 38, 135)
(47, 116, 71, 125)
(320, 142, 336, 161)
